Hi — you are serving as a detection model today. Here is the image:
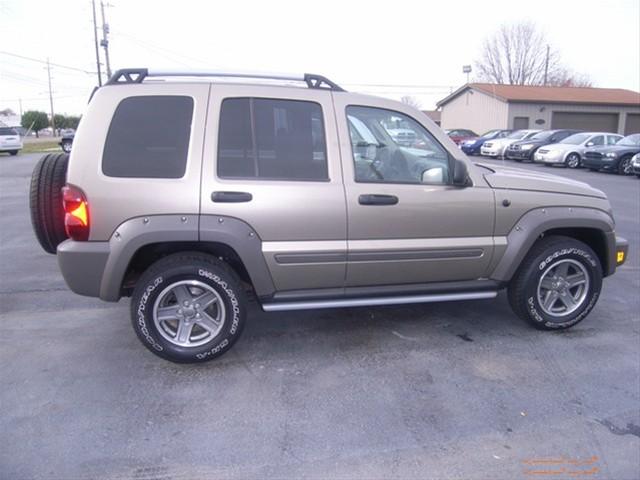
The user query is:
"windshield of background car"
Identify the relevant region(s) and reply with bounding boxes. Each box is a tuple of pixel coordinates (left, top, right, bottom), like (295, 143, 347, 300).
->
(618, 134, 640, 146)
(480, 129, 500, 137)
(560, 133, 590, 145)
(530, 131, 553, 141)
(506, 130, 527, 139)
(0, 128, 18, 135)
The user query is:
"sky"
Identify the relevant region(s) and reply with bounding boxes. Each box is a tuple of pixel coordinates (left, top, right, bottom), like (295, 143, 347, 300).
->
(1, 0, 639, 117)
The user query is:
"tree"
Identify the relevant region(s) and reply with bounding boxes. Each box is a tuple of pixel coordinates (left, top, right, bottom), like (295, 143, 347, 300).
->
(65, 115, 81, 130)
(401, 96, 422, 109)
(475, 22, 592, 87)
(53, 114, 67, 134)
(21, 111, 49, 138)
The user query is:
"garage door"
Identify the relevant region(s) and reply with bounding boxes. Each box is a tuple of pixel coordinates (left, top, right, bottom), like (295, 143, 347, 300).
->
(625, 114, 640, 135)
(551, 112, 619, 132)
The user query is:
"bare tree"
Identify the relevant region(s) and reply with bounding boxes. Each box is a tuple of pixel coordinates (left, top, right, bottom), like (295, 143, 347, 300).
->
(475, 22, 591, 87)
(401, 96, 422, 109)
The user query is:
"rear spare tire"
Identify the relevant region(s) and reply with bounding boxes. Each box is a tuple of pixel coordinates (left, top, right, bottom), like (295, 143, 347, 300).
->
(29, 153, 69, 254)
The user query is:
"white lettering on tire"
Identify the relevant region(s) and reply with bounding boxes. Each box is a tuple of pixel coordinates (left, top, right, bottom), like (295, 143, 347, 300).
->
(136, 276, 164, 351)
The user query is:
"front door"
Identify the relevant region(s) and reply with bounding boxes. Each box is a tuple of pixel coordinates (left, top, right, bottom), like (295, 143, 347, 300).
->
(332, 96, 496, 287)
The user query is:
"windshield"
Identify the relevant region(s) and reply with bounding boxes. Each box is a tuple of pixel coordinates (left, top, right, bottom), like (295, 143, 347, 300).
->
(560, 133, 591, 145)
(529, 131, 553, 141)
(480, 129, 500, 138)
(618, 134, 640, 146)
(505, 130, 528, 140)
(0, 127, 18, 135)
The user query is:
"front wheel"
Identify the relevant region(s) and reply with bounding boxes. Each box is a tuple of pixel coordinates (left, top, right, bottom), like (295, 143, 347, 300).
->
(61, 141, 72, 153)
(618, 156, 633, 175)
(566, 153, 581, 169)
(508, 236, 602, 330)
(131, 252, 247, 363)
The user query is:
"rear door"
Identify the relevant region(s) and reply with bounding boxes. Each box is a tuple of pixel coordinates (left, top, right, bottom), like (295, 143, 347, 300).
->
(333, 94, 496, 287)
(200, 85, 347, 292)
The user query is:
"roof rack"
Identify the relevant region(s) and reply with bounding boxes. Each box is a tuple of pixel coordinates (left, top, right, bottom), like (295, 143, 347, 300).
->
(105, 68, 345, 91)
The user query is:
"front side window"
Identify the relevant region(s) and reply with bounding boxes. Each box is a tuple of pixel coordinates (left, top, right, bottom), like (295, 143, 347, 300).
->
(103, 96, 193, 178)
(217, 98, 328, 181)
(346, 106, 450, 185)
(589, 135, 604, 146)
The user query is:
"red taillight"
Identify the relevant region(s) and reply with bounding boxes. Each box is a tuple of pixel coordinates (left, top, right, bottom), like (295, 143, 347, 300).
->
(62, 184, 90, 241)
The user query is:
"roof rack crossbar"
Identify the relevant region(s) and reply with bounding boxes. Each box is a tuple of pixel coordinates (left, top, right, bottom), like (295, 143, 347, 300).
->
(105, 68, 345, 91)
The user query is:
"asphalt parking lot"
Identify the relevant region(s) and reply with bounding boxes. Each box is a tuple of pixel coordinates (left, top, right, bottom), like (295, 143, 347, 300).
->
(1, 153, 638, 480)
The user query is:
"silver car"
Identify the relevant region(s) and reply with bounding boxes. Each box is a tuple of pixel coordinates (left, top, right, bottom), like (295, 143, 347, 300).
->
(534, 132, 623, 168)
(481, 129, 540, 158)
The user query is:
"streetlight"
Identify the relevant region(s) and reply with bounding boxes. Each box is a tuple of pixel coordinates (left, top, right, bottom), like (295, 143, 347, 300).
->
(462, 65, 472, 84)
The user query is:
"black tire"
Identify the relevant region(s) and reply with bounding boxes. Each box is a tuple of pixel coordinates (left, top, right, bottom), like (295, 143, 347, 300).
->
(588, 168, 599, 172)
(29, 153, 69, 254)
(61, 141, 72, 153)
(131, 252, 247, 363)
(617, 156, 633, 175)
(10, 150, 18, 156)
(508, 235, 602, 330)
(566, 152, 581, 169)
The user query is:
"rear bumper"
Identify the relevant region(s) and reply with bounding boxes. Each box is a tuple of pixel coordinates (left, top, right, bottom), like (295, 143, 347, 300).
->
(57, 240, 110, 299)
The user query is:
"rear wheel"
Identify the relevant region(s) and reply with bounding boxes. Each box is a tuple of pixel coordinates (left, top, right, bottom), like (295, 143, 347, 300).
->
(131, 253, 247, 363)
(9, 150, 18, 156)
(566, 153, 581, 168)
(29, 153, 69, 254)
(508, 236, 602, 330)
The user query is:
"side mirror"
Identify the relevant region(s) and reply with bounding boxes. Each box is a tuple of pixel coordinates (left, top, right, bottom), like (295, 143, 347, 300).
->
(452, 158, 469, 186)
(421, 167, 445, 184)
(586, 142, 594, 147)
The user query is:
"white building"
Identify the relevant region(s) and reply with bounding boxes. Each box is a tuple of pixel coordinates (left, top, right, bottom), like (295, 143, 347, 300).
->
(437, 84, 640, 135)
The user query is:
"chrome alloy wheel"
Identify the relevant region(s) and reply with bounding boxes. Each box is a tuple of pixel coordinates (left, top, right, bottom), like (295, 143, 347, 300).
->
(153, 280, 225, 347)
(537, 259, 590, 317)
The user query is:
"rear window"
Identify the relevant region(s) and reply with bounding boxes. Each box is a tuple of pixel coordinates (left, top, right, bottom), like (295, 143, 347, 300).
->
(0, 127, 18, 135)
(102, 96, 193, 178)
(217, 98, 328, 181)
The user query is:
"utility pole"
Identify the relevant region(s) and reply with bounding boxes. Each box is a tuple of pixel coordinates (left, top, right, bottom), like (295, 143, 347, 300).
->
(46, 58, 56, 134)
(543, 45, 550, 86)
(100, 0, 112, 79)
(91, 0, 102, 86)
(18, 98, 23, 117)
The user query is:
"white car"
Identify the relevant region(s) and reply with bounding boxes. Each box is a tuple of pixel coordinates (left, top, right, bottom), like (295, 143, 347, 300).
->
(0, 127, 23, 155)
(533, 132, 623, 168)
(481, 129, 540, 158)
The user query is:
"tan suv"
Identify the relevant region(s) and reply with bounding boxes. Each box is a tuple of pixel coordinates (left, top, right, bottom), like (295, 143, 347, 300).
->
(29, 69, 628, 363)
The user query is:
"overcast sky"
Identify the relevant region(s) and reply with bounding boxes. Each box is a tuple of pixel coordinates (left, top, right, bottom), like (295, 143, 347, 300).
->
(1, 0, 639, 117)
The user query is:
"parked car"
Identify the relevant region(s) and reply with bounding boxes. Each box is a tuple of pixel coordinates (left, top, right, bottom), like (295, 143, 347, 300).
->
(582, 133, 640, 174)
(0, 127, 23, 155)
(28, 68, 628, 363)
(480, 129, 541, 158)
(505, 129, 581, 162)
(59, 131, 74, 153)
(533, 132, 623, 168)
(444, 128, 478, 145)
(460, 129, 512, 156)
(630, 153, 640, 178)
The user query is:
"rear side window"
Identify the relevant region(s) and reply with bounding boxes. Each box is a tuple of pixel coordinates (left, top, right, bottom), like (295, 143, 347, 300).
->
(217, 98, 328, 181)
(102, 96, 193, 178)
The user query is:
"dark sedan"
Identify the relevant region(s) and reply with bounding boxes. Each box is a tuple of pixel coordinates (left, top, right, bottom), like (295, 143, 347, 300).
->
(582, 133, 640, 175)
(460, 129, 512, 155)
(505, 129, 581, 162)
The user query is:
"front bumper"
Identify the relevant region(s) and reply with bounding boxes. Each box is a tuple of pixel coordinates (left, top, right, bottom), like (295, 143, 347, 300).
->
(583, 158, 615, 171)
(505, 149, 533, 161)
(480, 147, 499, 157)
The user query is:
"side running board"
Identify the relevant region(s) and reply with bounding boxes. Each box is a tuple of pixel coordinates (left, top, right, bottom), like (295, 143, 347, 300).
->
(261, 291, 497, 312)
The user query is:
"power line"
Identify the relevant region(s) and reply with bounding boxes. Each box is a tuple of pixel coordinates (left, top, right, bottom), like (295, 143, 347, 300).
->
(0, 51, 97, 75)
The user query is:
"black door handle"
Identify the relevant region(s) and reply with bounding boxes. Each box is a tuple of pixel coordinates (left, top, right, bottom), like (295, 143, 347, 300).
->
(211, 191, 253, 203)
(358, 194, 398, 205)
